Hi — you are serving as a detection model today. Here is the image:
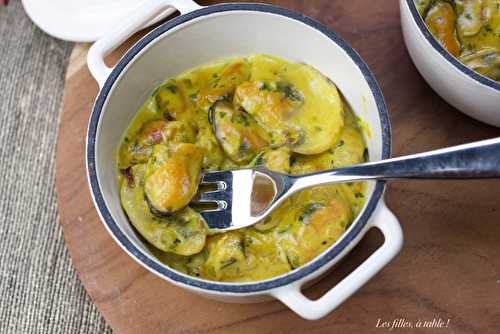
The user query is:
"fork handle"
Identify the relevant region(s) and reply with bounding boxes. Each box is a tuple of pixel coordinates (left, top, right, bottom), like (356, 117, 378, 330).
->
(291, 137, 500, 192)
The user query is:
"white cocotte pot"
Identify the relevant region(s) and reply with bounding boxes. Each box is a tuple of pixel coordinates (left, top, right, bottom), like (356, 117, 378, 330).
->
(86, 0, 403, 320)
(400, 0, 500, 127)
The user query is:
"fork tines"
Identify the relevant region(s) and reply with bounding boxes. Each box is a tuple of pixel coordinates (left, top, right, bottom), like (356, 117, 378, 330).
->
(192, 170, 234, 229)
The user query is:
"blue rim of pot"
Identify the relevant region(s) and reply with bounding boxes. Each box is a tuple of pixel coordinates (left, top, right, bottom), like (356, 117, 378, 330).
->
(87, 3, 392, 293)
(405, 0, 500, 92)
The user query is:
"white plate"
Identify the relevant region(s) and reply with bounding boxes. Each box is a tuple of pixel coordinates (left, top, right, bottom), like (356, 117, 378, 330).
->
(22, 0, 177, 42)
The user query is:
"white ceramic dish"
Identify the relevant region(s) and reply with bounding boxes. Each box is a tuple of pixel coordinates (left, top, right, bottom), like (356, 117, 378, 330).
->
(21, 0, 176, 42)
(400, 0, 500, 127)
(86, 0, 403, 320)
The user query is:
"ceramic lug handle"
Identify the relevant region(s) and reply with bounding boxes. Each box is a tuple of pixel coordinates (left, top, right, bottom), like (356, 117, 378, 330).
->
(87, 0, 202, 88)
(272, 202, 403, 320)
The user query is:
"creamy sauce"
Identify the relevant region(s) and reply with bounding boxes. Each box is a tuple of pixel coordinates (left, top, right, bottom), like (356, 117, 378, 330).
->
(117, 55, 368, 282)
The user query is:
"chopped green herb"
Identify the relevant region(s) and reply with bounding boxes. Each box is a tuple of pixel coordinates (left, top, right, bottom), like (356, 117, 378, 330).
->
(231, 112, 250, 126)
(220, 258, 237, 268)
(239, 240, 247, 257)
(276, 81, 304, 102)
(238, 140, 250, 154)
(151, 85, 161, 97)
(288, 131, 305, 147)
(286, 253, 300, 269)
(298, 203, 323, 224)
(207, 267, 216, 277)
(250, 152, 264, 166)
(260, 81, 273, 91)
(277, 224, 292, 234)
(166, 85, 178, 93)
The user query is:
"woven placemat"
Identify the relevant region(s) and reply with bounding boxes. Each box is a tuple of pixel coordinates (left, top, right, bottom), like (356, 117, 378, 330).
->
(0, 1, 111, 332)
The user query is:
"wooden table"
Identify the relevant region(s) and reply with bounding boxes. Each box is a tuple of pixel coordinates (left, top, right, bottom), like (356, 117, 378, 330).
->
(56, 1, 500, 333)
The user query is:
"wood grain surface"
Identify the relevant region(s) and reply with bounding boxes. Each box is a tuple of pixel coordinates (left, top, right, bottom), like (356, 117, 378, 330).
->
(55, 1, 500, 333)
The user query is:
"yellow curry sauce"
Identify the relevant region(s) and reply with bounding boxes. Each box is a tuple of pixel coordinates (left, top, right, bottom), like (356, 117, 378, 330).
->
(417, 0, 500, 81)
(117, 55, 368, 282)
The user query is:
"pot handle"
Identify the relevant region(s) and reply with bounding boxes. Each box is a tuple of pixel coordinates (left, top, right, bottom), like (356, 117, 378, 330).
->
(87, 0, 202, 88)
(271, 201, 403, 320)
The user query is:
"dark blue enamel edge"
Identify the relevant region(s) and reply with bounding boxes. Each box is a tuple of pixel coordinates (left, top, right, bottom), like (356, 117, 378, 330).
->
(405, 0, 500, 91)
(87, 3, 392, 293)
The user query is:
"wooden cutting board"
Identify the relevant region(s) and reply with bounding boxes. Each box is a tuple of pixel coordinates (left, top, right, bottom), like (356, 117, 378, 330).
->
(55, 0, 500, 333)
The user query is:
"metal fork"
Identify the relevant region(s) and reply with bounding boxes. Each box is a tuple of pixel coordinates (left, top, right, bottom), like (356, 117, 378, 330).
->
(192, 137, 500, 230)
